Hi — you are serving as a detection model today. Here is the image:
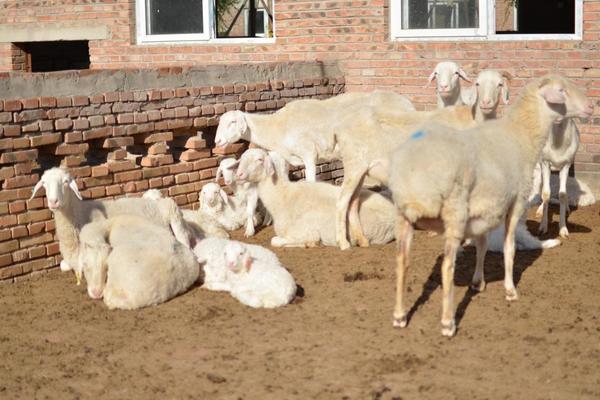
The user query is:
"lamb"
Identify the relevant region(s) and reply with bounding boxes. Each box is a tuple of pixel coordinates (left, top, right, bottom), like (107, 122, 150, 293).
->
(427, 61, 471, 108)
(535, 118, 584, 238)
(193, 237, 296, 308)
(464, 69, 512, 121)
(31, 168, 192, 283)
(214, 90, 415, 182)
(387, 75, 592, 336)
(235, 149, 396, 247)
(199, 182, 249, 232)
(142, 189, 229, 239)
(216, 157, 269, 237)
(78, 215, 199, 310)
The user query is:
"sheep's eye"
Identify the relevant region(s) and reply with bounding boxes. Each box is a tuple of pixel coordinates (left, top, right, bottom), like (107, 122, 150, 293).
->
(475, 82, 480, 87)
(498, 83, 504, 87)
(454, 71, 460, 75)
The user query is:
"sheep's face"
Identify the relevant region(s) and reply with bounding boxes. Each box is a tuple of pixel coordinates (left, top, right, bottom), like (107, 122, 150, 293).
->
(200, 183, 228, 210)
(538, 76, 594, 121)
(216, 158, 239, 185)
(224, 242, 252, 273)
(215, 111, 247, 147)
(428, 61, 469, 98)
(80, 243, 110, 300)
(236, 149, 274, 183)
(473, 70, 511, 115)
(142, 189, 163, 201)
(30, 168, 82, 211)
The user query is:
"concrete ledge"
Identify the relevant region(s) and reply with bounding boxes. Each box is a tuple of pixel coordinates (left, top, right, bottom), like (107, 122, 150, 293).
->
(0, 61, 343, 100)
(0, 24, 109, 43)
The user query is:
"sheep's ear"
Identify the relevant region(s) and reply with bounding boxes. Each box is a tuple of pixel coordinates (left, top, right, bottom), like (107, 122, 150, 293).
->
(462, 86, 477, 106)
(219, 189, 229, 204)
(500, 70, 513, 81)
(69, 179, 83, 200)
(263, 156, 275, 177)
(215, 166, 223, 182)
(540, 84, 566, 104)
(236, 112, 248, 134)
(243, 255, 253, 272)
(30, 180, 44, 200)
(501, 80, 510, 105)
(425, 71, 437, 87)
(226, 160, 239, 170)
(457, 68, 471, 82)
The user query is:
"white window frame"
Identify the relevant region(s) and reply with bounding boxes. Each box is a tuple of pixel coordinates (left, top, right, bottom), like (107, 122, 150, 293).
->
(136, 0, 276, 44)
(390, 0, 583, 41)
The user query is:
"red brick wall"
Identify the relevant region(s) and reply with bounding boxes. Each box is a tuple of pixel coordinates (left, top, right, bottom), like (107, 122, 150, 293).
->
(0, 70, 345, 281)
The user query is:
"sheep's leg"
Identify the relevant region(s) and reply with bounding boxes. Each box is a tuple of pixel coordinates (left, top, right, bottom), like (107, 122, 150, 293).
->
(537, 163, 551, 234)
(348, 177, 369, 248)
(336, 165, 368, 250)
(440, 236, 460, 337)
(504, 205, 523, 301)
(244, 191, 259, 237)
(470, 234, 487, 292)
(301, 153, 318, 182)
(558, 165, 570, 238)
(393, 215, 414, 328)
(170, 219, 191, 248)
(271, 236, 316, 248)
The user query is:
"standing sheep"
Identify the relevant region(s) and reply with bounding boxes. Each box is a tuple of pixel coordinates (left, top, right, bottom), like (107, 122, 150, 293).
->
(193, 238, 296, 308)
(78, 215, 200, 310)
(388, 75, 592, 337)
(427, 61, 471, 108)
(464, 69, 512, 121)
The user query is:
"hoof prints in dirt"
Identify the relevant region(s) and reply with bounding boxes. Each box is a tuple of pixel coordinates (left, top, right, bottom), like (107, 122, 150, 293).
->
(343, 271, 384, 282)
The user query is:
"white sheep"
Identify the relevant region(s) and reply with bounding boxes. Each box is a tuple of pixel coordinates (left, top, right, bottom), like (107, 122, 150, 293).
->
(235, 149, 396, 247)
(31, 168, 192, 283)
(78, 215, 199, 309)
(193, 237, 296, 308)
(214, 90, 415, 182)
(142, 188, 230, 239)
(463, 69, 512, 121)
(216, 157, 269, 237)
(199, 182, 248, 232)
(427, 61, 471, 108)
(529, 164, 596, 208)
(535, 118, 584, 238)
(388, 75, 592, 337)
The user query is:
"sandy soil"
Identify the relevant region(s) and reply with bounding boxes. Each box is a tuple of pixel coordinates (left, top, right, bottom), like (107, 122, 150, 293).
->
(1, 204, 599, 400)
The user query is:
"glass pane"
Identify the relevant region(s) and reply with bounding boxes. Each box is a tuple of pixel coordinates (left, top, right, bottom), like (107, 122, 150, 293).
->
(496, 0, 575, 34)
(216, 0, 273, 38)
(146, 0, 204, 35)
(401, 0, 478, 29)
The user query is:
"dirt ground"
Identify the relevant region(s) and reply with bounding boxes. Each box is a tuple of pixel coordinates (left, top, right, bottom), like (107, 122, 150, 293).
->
(1, 204, 599, 400)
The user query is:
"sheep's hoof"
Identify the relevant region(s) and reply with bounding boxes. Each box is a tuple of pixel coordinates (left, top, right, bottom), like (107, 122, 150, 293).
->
(427, 231, 439, 237)
(393, 315, 408, 328)
(505, 288, 519, 301)
(470, 279, 486, 292)
(559, 227, 569, 239)
(244, 229, 255, 238)
(270, 237, 286, 247)
(441, 320, 456, 337)
(357, 237, 370, 248)
(60, 260, 71, 272)
(75, 271, 82, 286)
(337, 239, 351, 251)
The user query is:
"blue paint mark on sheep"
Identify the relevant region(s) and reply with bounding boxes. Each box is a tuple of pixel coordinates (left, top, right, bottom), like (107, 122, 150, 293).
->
(410, 130, 426, 140)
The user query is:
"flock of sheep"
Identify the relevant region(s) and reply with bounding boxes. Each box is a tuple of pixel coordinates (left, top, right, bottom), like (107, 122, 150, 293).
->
(31, 61, 595, 337)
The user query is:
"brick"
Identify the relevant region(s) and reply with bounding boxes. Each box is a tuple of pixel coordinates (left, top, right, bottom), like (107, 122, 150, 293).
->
(213, 143, 245, 155)
(104, 92, 120, 102)
(46, 242, 60, 256)
(147, 110, 161, 121)
(39, 97, 57, 108)
(90, 94, 104, 104)
(108, 149, 127, 161)
(193, 117, 208, 128)
(161, 89, 175, 99)
(55, 118, 73, 131)
(14, 162, 36, 175)
(8, 200, 26, 213)
(39, 120, 54, 131)
(174, 107, 188, 118)
(140, 154, 173, 167)
(91, 165, 110, 177)
(0, 254, 12, 268)
(64, 132, 83, 143)
(141, 166, 169, 179)
(0, 166, 14, 181)
(56, 97, 72, 107)
(0, 112, 12, 123)
(83, 127, 111, 141)
(0, 239, 18, 255)
(72, 96, 89, 106)
(104, 115, 116, 125)
(12, 137, 30, 149)
(60, 155, 86, 168)
(120, 91, 134, 102)
(133, 91, 147, 102)
(105, 185, 122, 196)
(148, 177, 163, 188)
(148, 142, 169, 155)
(179, 149, 211, 161)
(83, 175, 113, 188)
(3, 125, 21, 137)
(138, 132, 173, 144)
(0, 149, 37, 164)
(26, 198, 44, 210)
(19, 232, 53, 248)
(167, 118, 193, 130)
(11, 225, 28, 239)
(0, 139, 12, 151)
(53, 143, 88, 156)
(185, 136, 207, 150)
(3, 174, 38, 189)
(73, 118, 91, 130)
(107, 160, 136, 172)
(0, 214, 17, 227)
(15, 109, 47, 122)
(193, 157, 219, 170)
(22, 122, 39, 133)
(30, 133, 62, 147)
(29, 245, 46, 259)
(103, 137, 133, 149)
(4, 100, 22, 112)
(22, 98, 39, 109)
(0, 229, 10, 241)
(0, 264, 22, 280)
(17, 209, 51, 224)
(134, 180, 149, 191)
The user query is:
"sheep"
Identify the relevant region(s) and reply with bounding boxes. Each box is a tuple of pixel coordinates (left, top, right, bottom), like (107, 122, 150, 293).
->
(142, 189, 230, 239)
(463, 69, 512, 122)
(529, 164, 596, 208)
(199, 182, 249, 232)
(78, 215, 199, 310)
(330, 103, 482, 250)
(427, 61, 471, 108)
(30, 168, 192, 283)
(535, 118, 583, 238)
(235, 149, 396, 247)
(216, 157, 269, 236)
(193, 237, 296, 308)
(387, 75, 592, 336)
(214, 90, 415, 182)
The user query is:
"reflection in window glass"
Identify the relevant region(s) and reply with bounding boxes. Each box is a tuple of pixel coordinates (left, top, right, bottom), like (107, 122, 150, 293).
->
(146, 0, 204, 35)
(401, 0, 478, 29)
(216, 0, 273, 38)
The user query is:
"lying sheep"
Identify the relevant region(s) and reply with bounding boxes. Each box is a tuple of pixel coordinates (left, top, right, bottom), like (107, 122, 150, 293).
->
(193, 237, 296, 308)
(143, 189, 229, 239)
(235, 149, 396, 247)
(31, 168, 192, 283)
(78, 215, 200, 310)
(529, 163, 596, 208)
(388, 75, 592, 337)
(427, 61, 471, 108)
(214, 91, 415, 182)
(199, 182, 250, 232)
(216, 157, 270, 236)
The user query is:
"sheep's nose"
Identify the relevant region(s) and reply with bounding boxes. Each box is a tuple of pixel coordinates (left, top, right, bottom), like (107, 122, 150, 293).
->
(236, 171, 246, 180)
(439, 84, 448, 90)
(585, 101, 594, 115)
(481, 98, 491, 106)
(48, 199, 59, 209)
(89, 288, 103, 299)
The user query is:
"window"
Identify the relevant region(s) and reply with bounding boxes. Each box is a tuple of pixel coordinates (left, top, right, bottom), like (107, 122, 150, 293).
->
(391, 0, 582, 40)
(136, 0, 274, 43)
(13, 41, 90, 72)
